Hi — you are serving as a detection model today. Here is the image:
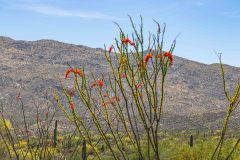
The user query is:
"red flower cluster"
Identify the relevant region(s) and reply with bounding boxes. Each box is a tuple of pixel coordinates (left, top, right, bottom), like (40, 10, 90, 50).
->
(97, 79, 103, 87)
(91, 79, 104, 88)
(157, 54, 162, 60)
(136, 83, 142, 89)
(45, 112, 49, 117)
(70, 102, 75, 110)
(163, 52, 173, 66)
(108, 45, 113, 53)
(65, 68, 83, 79)
(144, 53, 153, 64)
(121, 38, 135, 46)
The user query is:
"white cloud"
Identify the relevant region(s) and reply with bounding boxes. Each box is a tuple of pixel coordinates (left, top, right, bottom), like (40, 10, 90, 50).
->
(12, 3, 119, 20)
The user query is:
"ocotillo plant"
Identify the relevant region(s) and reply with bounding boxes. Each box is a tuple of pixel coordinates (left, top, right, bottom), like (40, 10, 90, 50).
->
(53, 120, 58, 147)
(211, 53, 240, 160)
(0, 93, 66, 159)
(54, 16, 176, 160)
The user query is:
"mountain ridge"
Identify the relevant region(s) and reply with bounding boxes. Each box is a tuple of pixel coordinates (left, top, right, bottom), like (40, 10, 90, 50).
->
(1, 36, 238, 68)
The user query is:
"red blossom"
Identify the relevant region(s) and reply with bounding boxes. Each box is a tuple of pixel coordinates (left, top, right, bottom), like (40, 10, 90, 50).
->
(121, 38, 129, 44)
(108, 45, 113, 53)
(65, 68, 83, 79)
(121, 38, 135, 46)
(129, 41, 135, 46)
(144, 53, 153, 64)
(96, 79, 104, 88)
(163, 52, 173, 66)
(90, 79, 104, 88)
(74, 69, 84, 77)
(136, 83, 142, 89)
(65, 69, 73, 78)
(157, 54, 162, 59)
(45, 112, 48, 117)
(70, 102, 75, 110)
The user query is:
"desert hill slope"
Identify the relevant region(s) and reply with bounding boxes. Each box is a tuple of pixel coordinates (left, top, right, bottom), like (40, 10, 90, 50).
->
(0, 36, 239, 130)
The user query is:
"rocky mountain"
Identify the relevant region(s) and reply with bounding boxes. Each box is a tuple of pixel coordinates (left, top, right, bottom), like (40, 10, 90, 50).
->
(0, 36, 239, 131)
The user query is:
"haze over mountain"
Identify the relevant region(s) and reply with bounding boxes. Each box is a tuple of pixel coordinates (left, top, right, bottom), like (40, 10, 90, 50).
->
(1, 36, 240, 131)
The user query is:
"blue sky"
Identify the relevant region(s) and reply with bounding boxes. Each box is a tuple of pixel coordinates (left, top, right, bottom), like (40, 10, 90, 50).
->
(0, 0, 240, 67)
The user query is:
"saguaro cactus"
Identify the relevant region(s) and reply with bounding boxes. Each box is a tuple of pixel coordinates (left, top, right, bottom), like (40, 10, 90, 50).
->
(189, 135, 193, 147)
(53, 120, 58, 147)
(211, 130, 214, 136)
(196, 129, 199, 135)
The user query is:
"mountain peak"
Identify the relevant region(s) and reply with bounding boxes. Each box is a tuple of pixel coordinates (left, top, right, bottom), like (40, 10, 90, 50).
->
(0, 36, 15, 42)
